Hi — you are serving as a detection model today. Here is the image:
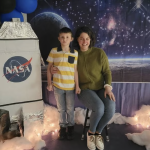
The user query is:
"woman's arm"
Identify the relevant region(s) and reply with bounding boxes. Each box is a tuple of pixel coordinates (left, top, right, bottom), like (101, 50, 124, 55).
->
(101, 50, 115, 101)
(101, 56, 112, 85)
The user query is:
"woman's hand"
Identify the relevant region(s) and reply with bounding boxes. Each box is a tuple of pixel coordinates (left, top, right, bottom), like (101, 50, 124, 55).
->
(104, 86, 115, 101)
(51, 65, 59, 74)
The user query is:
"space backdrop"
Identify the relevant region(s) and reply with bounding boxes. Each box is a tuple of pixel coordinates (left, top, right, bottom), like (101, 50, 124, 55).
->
(27, 0, 150, 82)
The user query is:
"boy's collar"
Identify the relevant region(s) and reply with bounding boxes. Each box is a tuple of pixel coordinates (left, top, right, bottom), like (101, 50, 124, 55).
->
(57, 45, 74, 53)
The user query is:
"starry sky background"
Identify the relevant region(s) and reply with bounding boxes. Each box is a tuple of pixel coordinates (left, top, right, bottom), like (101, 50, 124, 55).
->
(27, 0, 150, 60)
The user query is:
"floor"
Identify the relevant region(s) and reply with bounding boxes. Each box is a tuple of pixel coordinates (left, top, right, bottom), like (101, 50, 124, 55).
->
(42, 123, 146, 150)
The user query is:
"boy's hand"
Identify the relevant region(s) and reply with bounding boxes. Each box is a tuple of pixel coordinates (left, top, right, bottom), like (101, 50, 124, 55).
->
(51, 66, 59, 74)
(76, 86, 81, 94)
(47, 84, 53, 91)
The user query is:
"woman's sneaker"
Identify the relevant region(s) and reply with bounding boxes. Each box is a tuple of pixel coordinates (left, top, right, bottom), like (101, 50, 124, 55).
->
(87, 132, 96, 150)
(95, 135, 104, 150)
(58, 127, 66, 140)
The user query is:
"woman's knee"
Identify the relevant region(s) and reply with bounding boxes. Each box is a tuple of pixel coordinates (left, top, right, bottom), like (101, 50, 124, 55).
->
(92, 104, 105, 115)
(106, 101, 116, 114)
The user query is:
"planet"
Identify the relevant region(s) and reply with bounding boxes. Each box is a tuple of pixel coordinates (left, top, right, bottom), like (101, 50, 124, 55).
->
(30, 12, 69, 61)
(41, 58, 150, 82)
(109, 58, 150, 82)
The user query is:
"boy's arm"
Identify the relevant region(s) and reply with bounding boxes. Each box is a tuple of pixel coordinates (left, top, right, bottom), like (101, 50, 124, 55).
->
(47, 62, 53, 91)
(74, 64, 81, 94)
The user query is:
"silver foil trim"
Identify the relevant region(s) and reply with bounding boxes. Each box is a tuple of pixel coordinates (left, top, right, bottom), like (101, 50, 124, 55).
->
(24, 111, 44, 122)
(0, 22, 37, 39)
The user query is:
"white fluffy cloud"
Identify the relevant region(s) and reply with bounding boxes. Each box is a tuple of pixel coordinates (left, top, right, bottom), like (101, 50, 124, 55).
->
(0, 104, 150, 150)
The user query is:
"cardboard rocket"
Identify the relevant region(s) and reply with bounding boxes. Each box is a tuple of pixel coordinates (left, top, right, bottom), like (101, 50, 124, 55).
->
(0, 22, 44, 120)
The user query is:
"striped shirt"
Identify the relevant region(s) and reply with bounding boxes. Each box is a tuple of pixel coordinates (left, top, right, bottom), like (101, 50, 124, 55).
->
(47, 47, 78, 90)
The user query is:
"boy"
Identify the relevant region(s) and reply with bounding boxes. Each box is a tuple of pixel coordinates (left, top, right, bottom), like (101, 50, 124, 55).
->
(47, 27, 81, 140)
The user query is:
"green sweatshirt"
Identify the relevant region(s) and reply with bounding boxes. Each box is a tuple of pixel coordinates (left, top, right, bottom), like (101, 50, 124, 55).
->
(77, 47, 112, 90)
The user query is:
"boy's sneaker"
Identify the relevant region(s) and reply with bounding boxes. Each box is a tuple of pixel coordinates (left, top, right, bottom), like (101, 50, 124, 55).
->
(95, 135, 104, 150)
(67, 126, 74, 140)
(58, 127, 66, 140)
(87, 132, 96, 150)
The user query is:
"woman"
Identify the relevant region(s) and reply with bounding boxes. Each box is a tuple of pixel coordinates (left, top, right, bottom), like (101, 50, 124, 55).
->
(74, 26, 115, 150)
(52, 26, 115, 150)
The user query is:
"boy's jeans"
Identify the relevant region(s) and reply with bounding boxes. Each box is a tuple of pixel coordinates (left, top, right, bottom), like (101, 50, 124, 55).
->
(53, 86, 75, 127)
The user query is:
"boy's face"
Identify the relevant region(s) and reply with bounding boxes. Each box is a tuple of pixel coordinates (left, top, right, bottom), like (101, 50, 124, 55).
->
(58, 33, 73, 47)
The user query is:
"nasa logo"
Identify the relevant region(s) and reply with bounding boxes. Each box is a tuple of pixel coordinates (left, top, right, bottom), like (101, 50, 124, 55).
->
(3, 56, 32, 82)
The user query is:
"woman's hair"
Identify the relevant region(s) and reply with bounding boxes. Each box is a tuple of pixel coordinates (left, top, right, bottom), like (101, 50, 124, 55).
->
(73, 26, 95, 50)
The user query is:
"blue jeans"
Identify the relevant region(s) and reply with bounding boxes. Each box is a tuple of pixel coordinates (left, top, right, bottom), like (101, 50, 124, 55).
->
(53, 86, 75, 127)
(77, 89, 115, 133)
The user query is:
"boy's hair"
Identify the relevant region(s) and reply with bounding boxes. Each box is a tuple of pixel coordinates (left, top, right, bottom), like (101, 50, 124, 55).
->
(59, 27, 73, 37)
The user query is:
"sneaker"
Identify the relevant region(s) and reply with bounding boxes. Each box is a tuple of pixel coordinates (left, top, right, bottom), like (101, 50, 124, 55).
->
(67, 126, 74, 140)
(95, 135, 104, 150)
(58, 127, 66, 140)
(87, 132, 96, 150)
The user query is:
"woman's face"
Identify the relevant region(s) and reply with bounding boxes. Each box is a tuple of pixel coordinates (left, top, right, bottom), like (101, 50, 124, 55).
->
(77, 32, 91, 51)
